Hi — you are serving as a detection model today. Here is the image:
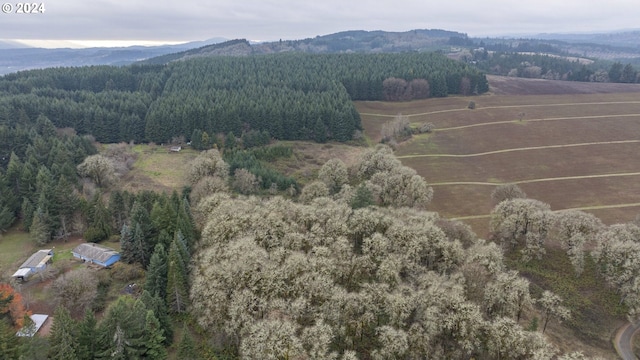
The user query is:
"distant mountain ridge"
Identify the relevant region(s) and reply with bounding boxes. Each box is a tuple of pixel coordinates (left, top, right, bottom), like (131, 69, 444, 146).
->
(138, 29, 465, 65)
(0, 38, 228, 75)
(2, 29, 640, 75)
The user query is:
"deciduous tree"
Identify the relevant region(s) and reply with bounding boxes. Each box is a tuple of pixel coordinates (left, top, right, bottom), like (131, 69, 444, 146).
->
(77, 154, 116, 187)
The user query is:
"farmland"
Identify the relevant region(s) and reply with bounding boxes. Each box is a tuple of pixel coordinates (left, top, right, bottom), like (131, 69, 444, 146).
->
(356, 78, 640, 237)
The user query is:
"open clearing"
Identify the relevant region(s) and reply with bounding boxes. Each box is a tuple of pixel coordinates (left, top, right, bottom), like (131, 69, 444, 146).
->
(121, 144, 199, 193)
(356, 78, 640, 237)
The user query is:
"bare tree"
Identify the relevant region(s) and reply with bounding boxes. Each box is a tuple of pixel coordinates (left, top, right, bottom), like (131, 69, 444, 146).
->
(50, 268, 98, 316)
(538, 290, 570, 334)
(232, 168, 259, 195)
(77, 154, 116, 187)
(380, 114, 412, 143)
(491, 184, 527, 205)
(187, 149, 229, 186)
(318, 159, 348, 194)
(299, 181, 329, 204)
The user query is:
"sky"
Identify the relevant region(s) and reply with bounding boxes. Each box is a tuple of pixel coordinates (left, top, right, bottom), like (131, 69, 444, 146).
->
(1, 0, 639, 48)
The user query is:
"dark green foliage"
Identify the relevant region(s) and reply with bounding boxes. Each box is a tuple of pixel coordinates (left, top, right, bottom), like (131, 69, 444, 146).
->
(84, 193, 112, 243)
(109, 190, 128, 232)
(351, 184, 374, 209)
(224, 132, 237, 150)
(608, 62, 624, 83)
(0, 52, 485, 146)
(621, 63, 637, 83)
(190, 129, 203, 150)
(177, 323, 199, 360)
(95, 297, 147, 359)
(144, 244, 168, 299)
(166, 235, 189, 314)
(30, 207, 51, 245)
(18, 335, 49, 360)
(132, 223, 151, 267)
(76, 309, 97, 360)
(224, 146, 298, 193)
(119, 224, 135, 263)
(0, 318, 20, 359)
(313, 117, 327, 143)
(0, 205, 14, 233)
(139, 290, 172, 346)
(241, 129, 270, 148)
(142, 310, 167, 359)
(48, 306, 79, 360)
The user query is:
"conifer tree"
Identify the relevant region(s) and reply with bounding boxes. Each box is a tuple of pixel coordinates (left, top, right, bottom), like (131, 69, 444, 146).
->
(132, 222, 151, 267)
(140, 290, 173, 345)
(48, 306, 79, 360)
(177, 323, 198, 360)
(142, 310, 167, 359)
(96, 297, 147, 359)
(166, 236, 189, 314)
(144, 244, 168, 299)
(30, 207, 51, 245)
(0, 318, 20, 359)
(0, 204, 14, 233)
(119, 224, 135, 264)
(76, 309, 97, 360)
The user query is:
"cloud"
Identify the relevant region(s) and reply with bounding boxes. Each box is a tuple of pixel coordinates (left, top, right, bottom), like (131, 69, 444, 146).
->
(1, 0, 638, 43)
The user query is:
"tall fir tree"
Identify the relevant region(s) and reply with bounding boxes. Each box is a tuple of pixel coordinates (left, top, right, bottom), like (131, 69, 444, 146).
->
(48, 306, 79, 360)
(142, 310, 167, 359)
(177, 323, 198, 360)
(139, 290, 173, 345)
(0, 318, 20, 360)
(76, 308, 97, 360)
(95, 297, 147, 360)
(144, 244, 168, 299)
(166, 236, 189, 314)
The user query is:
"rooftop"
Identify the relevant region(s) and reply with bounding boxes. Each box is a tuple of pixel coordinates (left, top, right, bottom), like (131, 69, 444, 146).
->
(19, 249, 53, 269)
(73, 243, 119, 263)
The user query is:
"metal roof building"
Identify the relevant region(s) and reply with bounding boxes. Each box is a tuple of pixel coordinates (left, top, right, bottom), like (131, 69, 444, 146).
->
(72, 243, 120, 267)
(11, 249, 53, 281)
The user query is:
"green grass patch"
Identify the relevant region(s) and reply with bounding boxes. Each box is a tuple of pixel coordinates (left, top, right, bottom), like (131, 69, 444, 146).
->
(125, 144, 199, 192)
(0, 229, 33, 274)
(506, 246, 625, 344)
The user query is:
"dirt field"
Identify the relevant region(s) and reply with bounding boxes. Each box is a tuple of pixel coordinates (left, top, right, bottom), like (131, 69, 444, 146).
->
(357, 77, 640, 238)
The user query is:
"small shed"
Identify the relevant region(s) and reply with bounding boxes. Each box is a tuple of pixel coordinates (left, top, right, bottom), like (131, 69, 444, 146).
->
(16, 314, 49, 337)
(12, 249, 54, 281)
(72, 243, 120, 267)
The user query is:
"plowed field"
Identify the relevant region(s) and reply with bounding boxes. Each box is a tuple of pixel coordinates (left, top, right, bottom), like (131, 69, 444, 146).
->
(356, 77, 640, 236)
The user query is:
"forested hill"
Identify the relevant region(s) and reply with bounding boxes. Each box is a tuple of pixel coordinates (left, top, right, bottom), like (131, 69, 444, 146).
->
(139, 29, 465, 65)
(0, 52, 488, 145)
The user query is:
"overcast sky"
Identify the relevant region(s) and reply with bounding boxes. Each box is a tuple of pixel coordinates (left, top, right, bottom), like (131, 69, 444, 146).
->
(2, 0, 639, 47)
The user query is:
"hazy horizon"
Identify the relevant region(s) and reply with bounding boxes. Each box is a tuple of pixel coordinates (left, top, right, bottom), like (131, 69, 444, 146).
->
(1, 0, 638, 48)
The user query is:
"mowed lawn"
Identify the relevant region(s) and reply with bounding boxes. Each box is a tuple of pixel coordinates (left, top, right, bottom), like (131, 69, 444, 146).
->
(356, 91, 640, 236)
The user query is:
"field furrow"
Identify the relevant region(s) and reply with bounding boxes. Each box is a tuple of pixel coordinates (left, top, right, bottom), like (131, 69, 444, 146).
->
(358, 91, 640, 235)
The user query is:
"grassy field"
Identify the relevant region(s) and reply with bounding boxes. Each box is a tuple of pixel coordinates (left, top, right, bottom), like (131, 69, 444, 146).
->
(357, 91, 640, 237)
(120, 144, 199, 193)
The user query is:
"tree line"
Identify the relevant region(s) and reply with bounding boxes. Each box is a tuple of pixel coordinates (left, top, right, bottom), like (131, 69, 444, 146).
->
(0, 52, 488, 145)
(470, 49, 639, 83)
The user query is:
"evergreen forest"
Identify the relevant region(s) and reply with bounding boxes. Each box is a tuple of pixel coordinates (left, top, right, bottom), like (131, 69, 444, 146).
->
(0, 52, 488, 146)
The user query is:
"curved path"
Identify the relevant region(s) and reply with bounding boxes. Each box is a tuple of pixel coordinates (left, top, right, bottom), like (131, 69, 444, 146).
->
(615, 321, 640, 360)
(397, 140, 640, 159)
(451, 202, 640, 221)
(435, 113, 640, 132)
(358, 100, 640, 119)
(429, 171, 640, 186)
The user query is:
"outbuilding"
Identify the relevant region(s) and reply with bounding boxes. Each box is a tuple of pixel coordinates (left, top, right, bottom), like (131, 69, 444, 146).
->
(16, 314, 49, 337)
(72, 243, 120, 267)
(11, 249, 54, 281)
